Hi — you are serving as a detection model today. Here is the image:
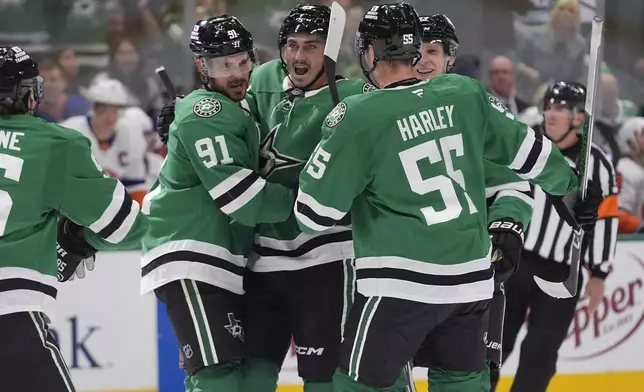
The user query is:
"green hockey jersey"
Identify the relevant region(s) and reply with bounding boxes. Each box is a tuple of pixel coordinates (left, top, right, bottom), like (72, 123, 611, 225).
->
(243, 59, 375, 272)
(295, 75, 578, 304)
(140, 89, 295, 295)
(0, 115, 148, 317)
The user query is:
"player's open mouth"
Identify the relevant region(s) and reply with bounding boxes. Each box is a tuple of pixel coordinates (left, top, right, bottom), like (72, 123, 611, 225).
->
(228, 81, 245, 89)
(417, 70, 433, 75)
(294, 64, 309, 76)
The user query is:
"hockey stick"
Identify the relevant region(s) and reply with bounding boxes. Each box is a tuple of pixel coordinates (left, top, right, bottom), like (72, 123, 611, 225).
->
(155, 66, 178, 98)
(534, 16, 604, 299)
(403, 362, 417, 392)
(323, 1, 346, 106)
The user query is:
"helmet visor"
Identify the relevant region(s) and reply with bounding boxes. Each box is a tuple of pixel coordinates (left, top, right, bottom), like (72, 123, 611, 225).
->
(195, 48, 259, 79)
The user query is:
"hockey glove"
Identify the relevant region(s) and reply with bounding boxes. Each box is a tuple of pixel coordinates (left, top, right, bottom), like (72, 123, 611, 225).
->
(156, 96, 183, 144)
(550, 178, 603, 233)
(57, 216, 97, 282)
(489, 219, 524, 283)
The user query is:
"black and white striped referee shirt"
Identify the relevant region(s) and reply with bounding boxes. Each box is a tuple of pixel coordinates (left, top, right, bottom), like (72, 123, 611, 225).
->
(523, 142, 618, 278)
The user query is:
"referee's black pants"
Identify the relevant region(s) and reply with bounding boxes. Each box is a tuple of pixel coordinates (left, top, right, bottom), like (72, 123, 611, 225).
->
(492, 251, 583, 392)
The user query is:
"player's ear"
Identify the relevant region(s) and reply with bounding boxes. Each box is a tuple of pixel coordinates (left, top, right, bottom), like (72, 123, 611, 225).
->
(573, 111, 585, 128)
(366, 44, 376, 68)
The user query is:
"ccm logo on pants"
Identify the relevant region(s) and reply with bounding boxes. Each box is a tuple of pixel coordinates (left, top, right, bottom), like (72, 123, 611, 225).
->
(295, 345, 325, 356)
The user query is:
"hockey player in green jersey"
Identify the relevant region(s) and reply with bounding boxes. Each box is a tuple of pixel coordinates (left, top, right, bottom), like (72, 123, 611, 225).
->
(241, 5, 375, 392)
(154, 7, 378, 392)
(0, 46, 149, 392)
(411, 14, 531, 389)
(141, 17, 295, 392)
(293, 4, 603, 392)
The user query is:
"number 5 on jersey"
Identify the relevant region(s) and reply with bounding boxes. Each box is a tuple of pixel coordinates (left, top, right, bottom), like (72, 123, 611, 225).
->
(399, 133, 477, 226)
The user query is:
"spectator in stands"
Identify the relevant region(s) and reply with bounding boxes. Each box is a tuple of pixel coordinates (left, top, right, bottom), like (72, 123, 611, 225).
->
(38, 59, 89, 123)
(593, 73, 635, 163)
(615, 117, 644, 233)
(599, 73, 638, 128)
(63, 79, 149, 206)
(453, 54, 481, 80)
(91, 37, 161, 115)
(515, 0, 587, 99)
(488, 55, 530, 117)
(54, 47, 82, 95)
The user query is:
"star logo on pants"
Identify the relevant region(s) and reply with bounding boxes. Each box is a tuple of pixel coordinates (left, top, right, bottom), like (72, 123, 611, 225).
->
(224, 313, 244, 341)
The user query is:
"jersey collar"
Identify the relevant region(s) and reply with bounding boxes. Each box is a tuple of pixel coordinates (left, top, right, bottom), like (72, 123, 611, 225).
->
(281, 76, 345, 98)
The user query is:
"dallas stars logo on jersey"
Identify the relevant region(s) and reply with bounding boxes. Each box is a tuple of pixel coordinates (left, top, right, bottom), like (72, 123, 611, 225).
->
(193, 98, 221, 117)
(325, 102, 347, 127)
(259, 123, 305, 178)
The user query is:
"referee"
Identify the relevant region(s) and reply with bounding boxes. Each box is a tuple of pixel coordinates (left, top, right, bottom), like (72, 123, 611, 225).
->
(492, 81, 619, 392)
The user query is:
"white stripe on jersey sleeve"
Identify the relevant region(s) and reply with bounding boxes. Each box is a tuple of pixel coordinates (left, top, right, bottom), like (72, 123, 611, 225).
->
(509, 130, 537, 172)
(219, 176, 266, 215)
(208, 168, 255, 200)
(485, 181, 531, 198)
(294, 209, 332, 232)
(296, 190, 347, 221)
(104, 200, 140, 243)
(89, 182, 126, 233)
(496, 189, 535, 208)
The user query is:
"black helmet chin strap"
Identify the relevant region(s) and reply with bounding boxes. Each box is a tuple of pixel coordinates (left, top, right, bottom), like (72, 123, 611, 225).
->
(359, 55, 379, 87)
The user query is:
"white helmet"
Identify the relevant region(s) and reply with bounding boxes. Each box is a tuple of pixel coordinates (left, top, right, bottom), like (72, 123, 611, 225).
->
(618, 117, 644, 154)
(83, 78, 129, 106)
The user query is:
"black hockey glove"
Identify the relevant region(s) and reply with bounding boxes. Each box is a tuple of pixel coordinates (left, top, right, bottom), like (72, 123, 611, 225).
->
(156, 96, 184, 144)
(489, 219, 524, 283)
(57, 216, 97, 282)
(550, 178, 603, 233)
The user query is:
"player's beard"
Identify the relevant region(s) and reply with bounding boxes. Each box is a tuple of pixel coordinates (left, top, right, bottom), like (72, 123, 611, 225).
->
(219, 76, 248, 102)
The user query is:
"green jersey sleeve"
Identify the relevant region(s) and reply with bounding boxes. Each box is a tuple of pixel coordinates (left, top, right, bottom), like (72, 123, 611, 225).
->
(57, 134, 149, 251)
(176, 105, 294, 226)
(481, 85, 579, 195)
(295, 98, 374, 233)
(484, 160, 534, 229)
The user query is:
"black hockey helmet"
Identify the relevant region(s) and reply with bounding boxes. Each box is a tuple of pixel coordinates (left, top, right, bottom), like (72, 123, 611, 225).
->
(542, 81, 587, 143)
(543, 81, 586, 112)
(418, 14, 459, 73)
(190, 16, 258, 83)
(0, 46, 43, 115)
(278, 4, 330, 49)
(356, 3, 422, 83)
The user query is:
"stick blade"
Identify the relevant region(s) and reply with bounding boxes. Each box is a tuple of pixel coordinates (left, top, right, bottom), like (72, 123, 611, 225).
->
(533, 276, 575, 299)
(323, 2, 346, 62)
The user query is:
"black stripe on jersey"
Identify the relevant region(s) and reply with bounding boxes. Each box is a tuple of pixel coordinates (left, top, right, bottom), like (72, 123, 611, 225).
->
(357, 266, 494, 286)
(215, 172, 260, 209)
(532, 192, 552, 251)
(98, 187, 133, 239)
(295, 201, 338, 228)
(254, 230, 352, 258)
(590, 147, 617, 193)
(515, 131, 543, 175)
(602, 218, 614, 261)
(141, 251, 245, 277)
(0, 278, 58, 298)
(548, 218, 566, 260)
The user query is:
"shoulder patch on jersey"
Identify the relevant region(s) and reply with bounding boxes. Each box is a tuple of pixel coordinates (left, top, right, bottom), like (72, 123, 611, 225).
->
(488, 94, 515, 119)
(363, 83, 377, 93)
(325, 102, 347, 127)
(193, 98, 221, 117)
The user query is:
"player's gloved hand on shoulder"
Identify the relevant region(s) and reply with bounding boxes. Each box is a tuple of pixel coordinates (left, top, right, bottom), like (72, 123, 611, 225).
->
(57, 216, 97, 282)
(550, 178, 603, 233)
(489, 219, 524, 283)
(156, 95, 184, 144)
